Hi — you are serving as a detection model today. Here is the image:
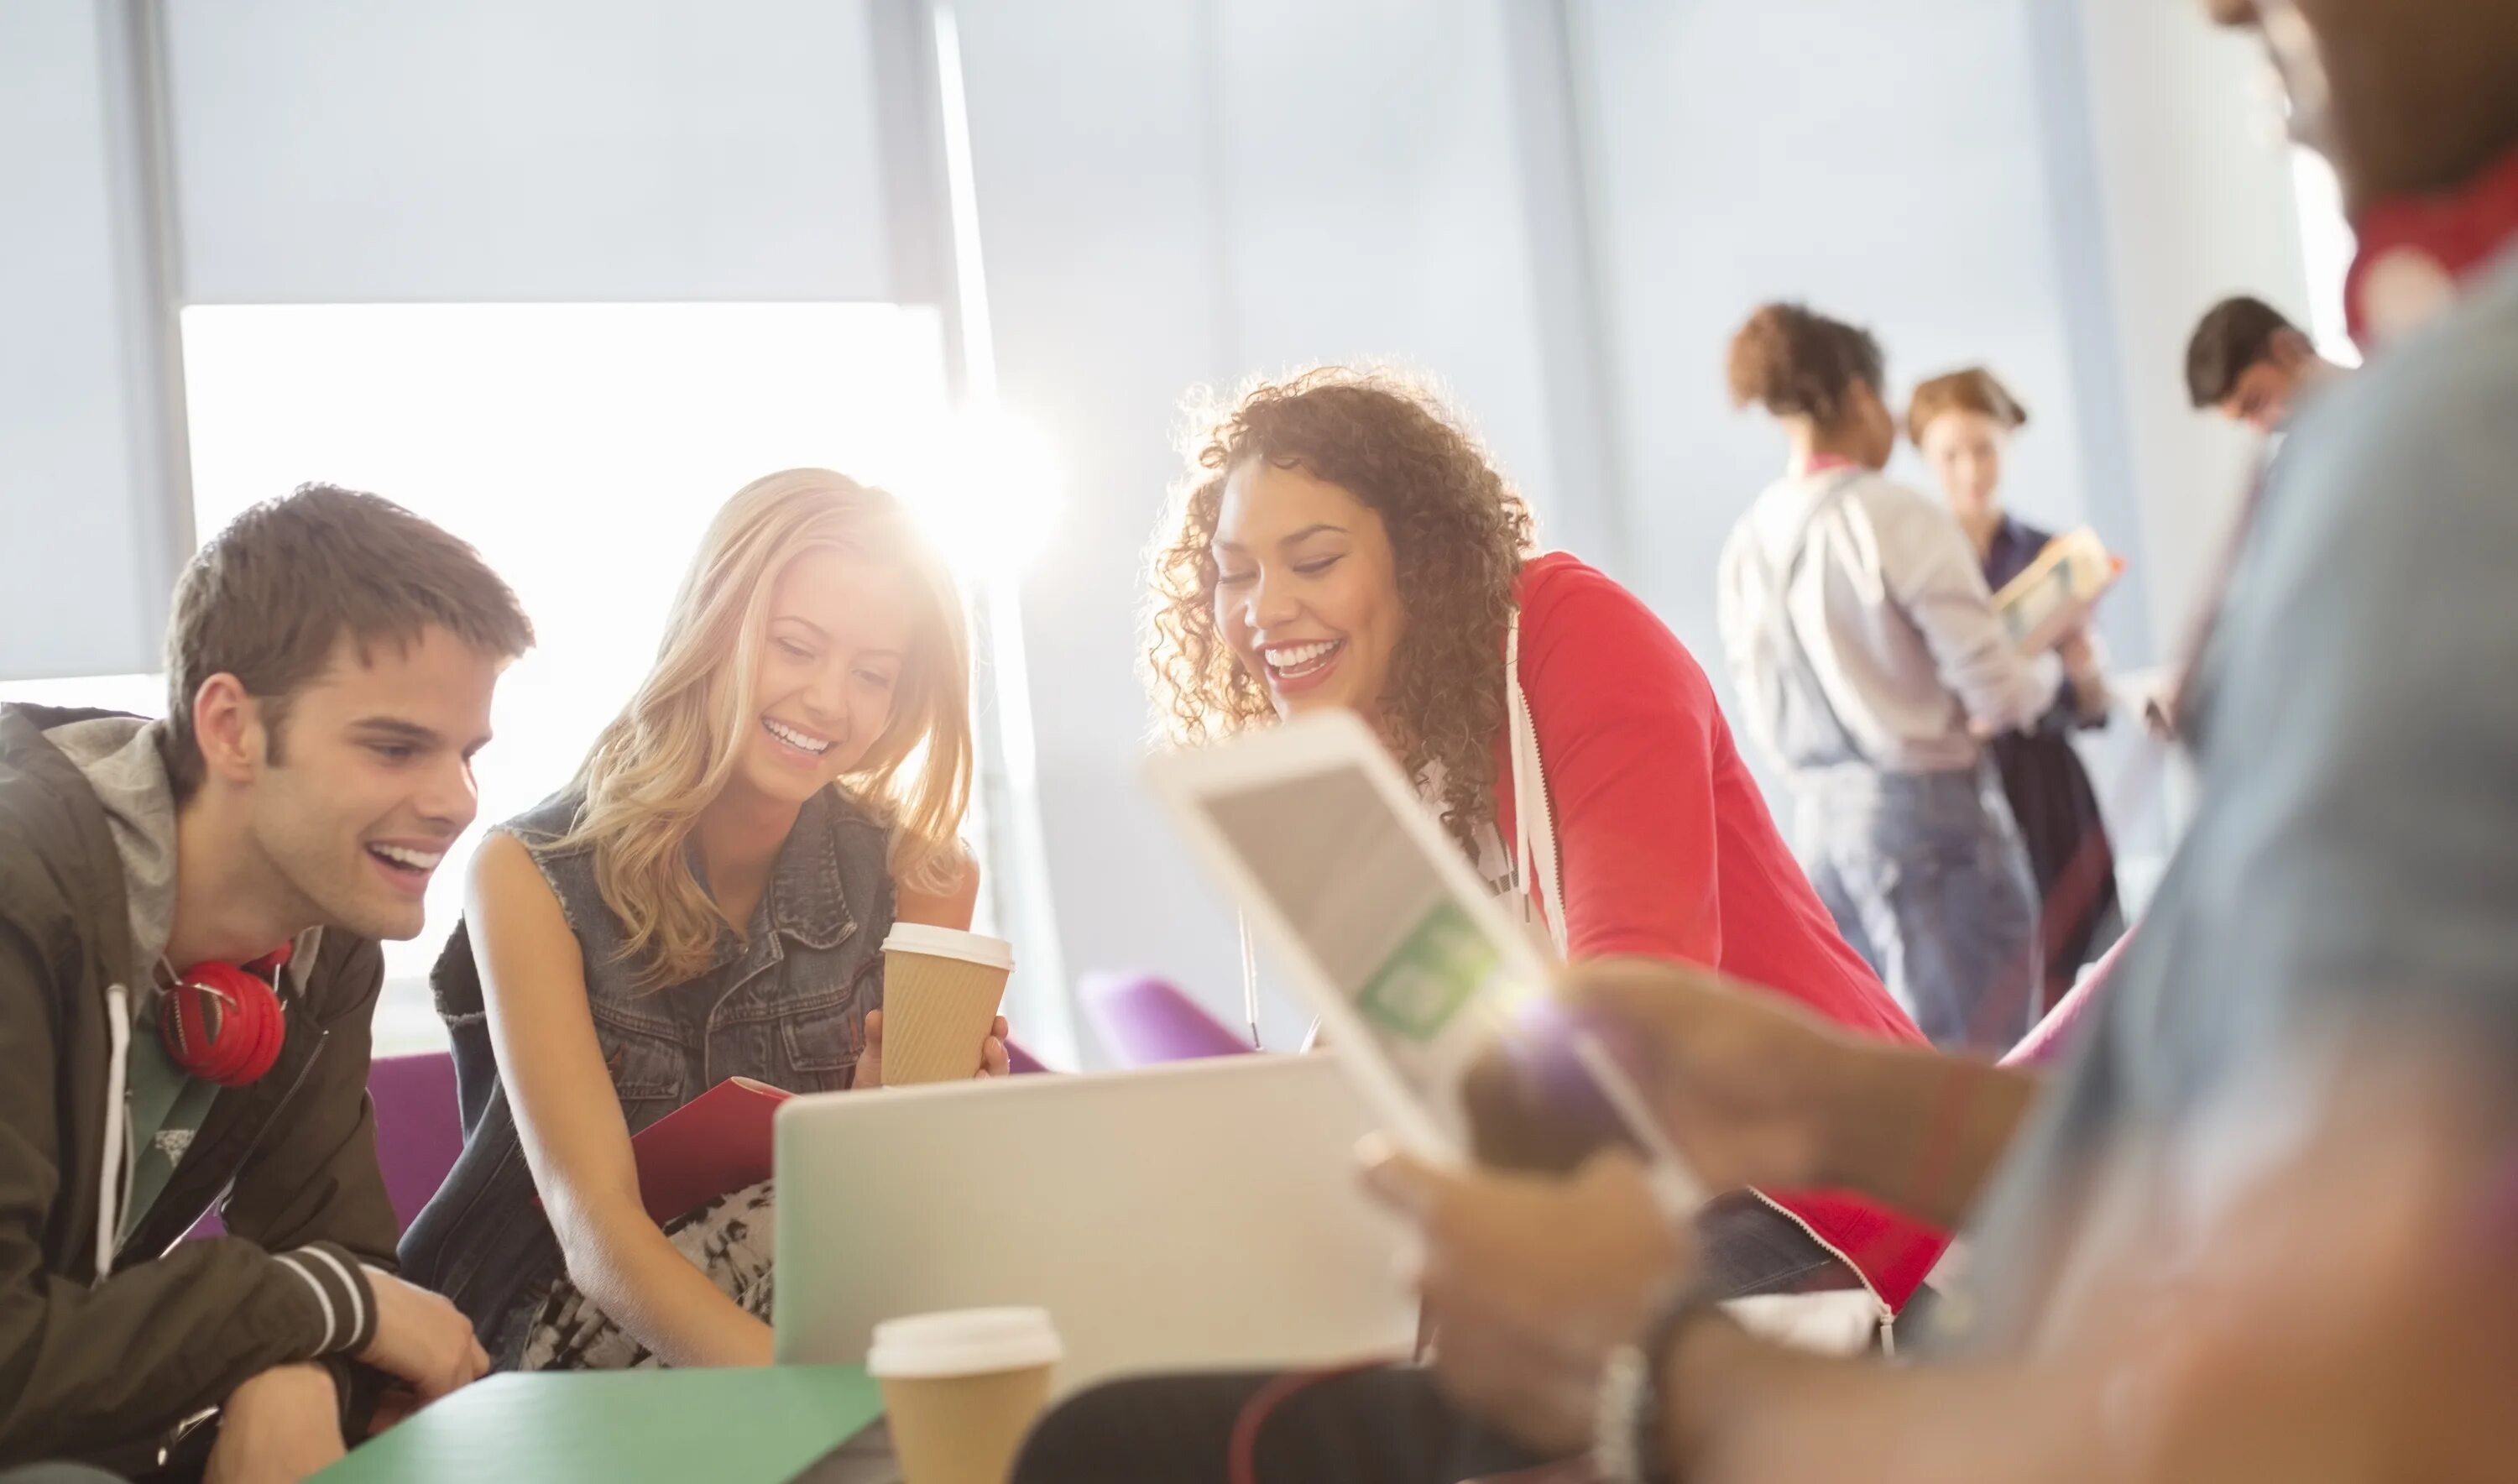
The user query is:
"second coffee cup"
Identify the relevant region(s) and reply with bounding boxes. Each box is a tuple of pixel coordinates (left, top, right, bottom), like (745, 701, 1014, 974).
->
(868, 1306, 1062, 1484)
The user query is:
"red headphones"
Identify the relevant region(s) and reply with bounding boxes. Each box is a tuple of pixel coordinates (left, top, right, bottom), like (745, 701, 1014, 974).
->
(161, 943, 291, 1087)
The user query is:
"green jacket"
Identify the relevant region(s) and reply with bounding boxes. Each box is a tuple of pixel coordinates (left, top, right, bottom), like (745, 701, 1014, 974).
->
(0, 704, 399, 1468)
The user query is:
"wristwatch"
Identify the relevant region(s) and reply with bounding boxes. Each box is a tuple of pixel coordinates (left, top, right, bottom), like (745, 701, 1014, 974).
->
(1593, 1288, 1723, 1484)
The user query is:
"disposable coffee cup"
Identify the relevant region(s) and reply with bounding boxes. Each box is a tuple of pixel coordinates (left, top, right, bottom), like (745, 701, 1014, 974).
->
(880, 924, 1016, 1086)
(868, 1307, 1063, 1484)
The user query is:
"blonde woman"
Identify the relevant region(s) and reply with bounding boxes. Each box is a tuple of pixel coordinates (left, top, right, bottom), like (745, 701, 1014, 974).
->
(400, 470, 1001, 1371)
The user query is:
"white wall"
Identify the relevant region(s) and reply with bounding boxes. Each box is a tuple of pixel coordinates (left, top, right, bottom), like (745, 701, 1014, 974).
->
(2068, 0, 2312, 656)
(955, 0, 1586, 1052)
(162, 0, 896, 304)
(0, 3, 174, 678)
(1575, 0, 2111, 670)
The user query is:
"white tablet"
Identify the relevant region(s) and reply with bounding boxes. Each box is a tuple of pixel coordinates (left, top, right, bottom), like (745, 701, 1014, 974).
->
(1146, 710, 1703, 1210)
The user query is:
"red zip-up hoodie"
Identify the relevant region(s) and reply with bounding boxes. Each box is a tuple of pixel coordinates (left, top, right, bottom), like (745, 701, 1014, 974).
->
(1491, 552, 1948, 1309)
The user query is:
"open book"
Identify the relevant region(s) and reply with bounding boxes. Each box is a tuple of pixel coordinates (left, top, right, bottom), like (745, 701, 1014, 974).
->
(1991, 526, 2122, 652)
(630, 1076, 791, 1225)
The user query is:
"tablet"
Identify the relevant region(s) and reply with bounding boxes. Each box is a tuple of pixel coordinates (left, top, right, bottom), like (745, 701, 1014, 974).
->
(1146, 709, 1703, 1210)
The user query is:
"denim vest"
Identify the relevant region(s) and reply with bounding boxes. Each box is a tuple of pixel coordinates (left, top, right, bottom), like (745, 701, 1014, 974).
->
(398, 784, 895, 1361)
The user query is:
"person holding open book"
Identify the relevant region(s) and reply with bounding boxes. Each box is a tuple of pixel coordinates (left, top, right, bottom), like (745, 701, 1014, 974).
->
(1909, 367, 2123, 1015)
(399, 469, 1006, 1372)
(1716, 306, 2056, 1053)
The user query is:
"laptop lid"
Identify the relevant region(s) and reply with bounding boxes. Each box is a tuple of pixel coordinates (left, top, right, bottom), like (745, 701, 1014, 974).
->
(771, 1053, 1416, 1393)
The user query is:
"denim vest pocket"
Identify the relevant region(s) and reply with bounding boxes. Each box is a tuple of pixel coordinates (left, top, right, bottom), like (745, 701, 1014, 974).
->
(588, 996, 687, 1104)
(780, 994, 859, 1078)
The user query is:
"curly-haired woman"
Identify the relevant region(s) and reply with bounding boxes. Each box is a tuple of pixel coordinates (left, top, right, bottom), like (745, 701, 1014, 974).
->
(1015, 369, 1951, 1484)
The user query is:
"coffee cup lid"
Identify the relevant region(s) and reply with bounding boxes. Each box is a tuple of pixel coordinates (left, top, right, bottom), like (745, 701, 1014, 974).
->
(867, 1306, 1062, 1378)
(881, 922, 1016, 973)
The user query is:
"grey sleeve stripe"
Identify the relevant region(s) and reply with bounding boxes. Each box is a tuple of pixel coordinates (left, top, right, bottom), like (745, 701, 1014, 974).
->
(275, 1254, 340, 1352)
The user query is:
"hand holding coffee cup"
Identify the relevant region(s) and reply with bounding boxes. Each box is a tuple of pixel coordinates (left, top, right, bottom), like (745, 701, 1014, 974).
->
(875, 924, 1016, 1087)
(869, 1307, 1062, 1484)
(852, 1008, 1012, 1089)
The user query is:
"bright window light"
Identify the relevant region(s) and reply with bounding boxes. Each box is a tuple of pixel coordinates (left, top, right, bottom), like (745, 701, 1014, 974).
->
(178, 302, 1011, 1037)
(2290, 145, 2362, 368)
(0, 673, 168, 714)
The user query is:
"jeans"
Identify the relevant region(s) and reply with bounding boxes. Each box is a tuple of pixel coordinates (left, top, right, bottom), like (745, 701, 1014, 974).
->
(1797, 762, 2040, 1053)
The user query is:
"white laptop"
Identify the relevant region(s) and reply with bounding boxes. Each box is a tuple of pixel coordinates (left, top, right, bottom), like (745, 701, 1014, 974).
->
(771, 1053, 1418, 1395)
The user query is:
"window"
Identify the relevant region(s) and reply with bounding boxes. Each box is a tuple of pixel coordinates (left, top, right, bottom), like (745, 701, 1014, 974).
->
(154, 301, 1043, 1051)
(2290, 144, 2362, 367)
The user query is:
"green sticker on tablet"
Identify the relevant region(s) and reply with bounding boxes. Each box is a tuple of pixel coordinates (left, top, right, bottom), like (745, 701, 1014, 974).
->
(1356, 901, 1501, 1042)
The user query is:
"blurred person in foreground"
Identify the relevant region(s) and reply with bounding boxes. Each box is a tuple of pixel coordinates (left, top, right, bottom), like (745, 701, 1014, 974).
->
(1340, 0, 2518, 1477)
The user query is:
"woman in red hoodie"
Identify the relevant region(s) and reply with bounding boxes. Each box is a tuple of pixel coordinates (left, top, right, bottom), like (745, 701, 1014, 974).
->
(1150, 365, 1943, 1308)
(1014, 368, 1947, 1484)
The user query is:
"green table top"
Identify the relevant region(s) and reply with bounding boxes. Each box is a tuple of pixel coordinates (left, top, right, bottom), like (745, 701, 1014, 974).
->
(313, 1366, 885, 1484)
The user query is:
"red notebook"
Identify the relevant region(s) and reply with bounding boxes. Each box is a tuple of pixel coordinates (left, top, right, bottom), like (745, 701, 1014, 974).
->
(630, 1076, 793, 1225)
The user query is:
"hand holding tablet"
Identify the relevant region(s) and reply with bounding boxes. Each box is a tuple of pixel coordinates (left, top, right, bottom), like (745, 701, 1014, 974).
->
(1146, 709, 1706, 1216)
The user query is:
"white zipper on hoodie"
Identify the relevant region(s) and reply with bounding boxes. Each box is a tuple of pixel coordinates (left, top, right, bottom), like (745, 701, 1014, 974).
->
(97, 984, 132, 1283)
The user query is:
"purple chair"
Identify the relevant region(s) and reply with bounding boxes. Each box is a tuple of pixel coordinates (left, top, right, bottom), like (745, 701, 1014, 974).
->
(368, 1050, 468, 1234)
(190, 1037, 1043, 1246)
(1079, 972, 1252, 1068)
(187, 1049, 463, 1241)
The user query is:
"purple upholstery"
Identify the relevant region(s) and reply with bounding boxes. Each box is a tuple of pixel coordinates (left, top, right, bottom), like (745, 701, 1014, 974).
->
(189, 1037, 1042, 1246)
(1079, 973, 1251, 1068)
(368, 1050, 468, 1234)
(187, 1049, 463, 1241)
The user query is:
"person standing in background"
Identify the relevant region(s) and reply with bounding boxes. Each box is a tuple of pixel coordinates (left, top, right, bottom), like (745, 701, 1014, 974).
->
(1717, 305, 2056, 1052)
(2185, 294, 2349, 433)
(1909, 368, 2123, 1015)
(2150, 295, 2354, 739)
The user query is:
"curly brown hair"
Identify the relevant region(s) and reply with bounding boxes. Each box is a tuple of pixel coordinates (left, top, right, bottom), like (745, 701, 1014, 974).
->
(1725, 302, 1885, 430)
(1145, 367, 1536, 854)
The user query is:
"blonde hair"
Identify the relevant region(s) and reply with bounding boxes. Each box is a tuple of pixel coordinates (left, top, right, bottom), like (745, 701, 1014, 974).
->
(556, 469, 974, 986)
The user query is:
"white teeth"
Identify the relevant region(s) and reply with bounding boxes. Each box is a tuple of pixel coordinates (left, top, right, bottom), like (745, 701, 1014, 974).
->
(1265, 640, 1341, 672)
(763, 718, 833, 755)
(369, 844, 442, 870)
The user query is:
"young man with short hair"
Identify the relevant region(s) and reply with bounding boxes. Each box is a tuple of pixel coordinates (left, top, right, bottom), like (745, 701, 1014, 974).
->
(2184, 293, 2347, 431)
(0, 487, 532, 1480)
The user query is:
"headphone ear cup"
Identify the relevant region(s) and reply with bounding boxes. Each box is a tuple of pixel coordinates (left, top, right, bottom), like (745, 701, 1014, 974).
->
(163, 961, 286, 1087)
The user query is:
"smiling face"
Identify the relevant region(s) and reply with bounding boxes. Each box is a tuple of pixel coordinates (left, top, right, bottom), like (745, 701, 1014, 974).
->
(1918, 409, 2010, 524)
(1210, 458, 1406, 724)
(235, 624, 503, 942)
(731, 546, 915, 807)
